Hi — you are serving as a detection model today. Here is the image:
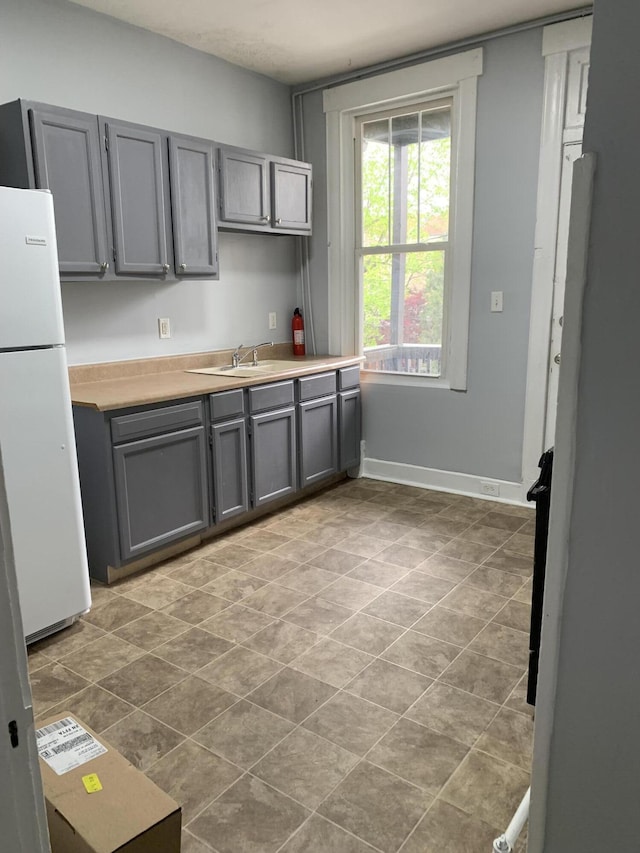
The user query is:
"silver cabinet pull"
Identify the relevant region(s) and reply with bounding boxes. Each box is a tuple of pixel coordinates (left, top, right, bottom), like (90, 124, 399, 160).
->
(554, 353, 561, 365)
(162, 263, 170, 273)
(179, 263, 187, 271)
(261, 215, 271, 223)
(275, 218, 282, 225)
(100, 261, 109, 272)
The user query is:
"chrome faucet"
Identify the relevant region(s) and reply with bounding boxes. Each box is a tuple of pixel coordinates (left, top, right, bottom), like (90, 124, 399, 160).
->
(232, 341, 274, 368)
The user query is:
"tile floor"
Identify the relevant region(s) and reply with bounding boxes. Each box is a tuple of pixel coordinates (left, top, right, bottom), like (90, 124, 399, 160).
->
(29, 478, 535, 853)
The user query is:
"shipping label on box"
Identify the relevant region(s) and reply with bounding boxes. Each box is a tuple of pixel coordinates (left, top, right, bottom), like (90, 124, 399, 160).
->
(36, 717, 107, 775)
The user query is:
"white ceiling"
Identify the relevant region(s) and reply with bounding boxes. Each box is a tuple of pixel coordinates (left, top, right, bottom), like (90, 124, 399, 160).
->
(69, 0, 584, 85)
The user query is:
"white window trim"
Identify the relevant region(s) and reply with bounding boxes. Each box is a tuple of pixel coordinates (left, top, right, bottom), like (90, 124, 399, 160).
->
(324, 48, 483, 390)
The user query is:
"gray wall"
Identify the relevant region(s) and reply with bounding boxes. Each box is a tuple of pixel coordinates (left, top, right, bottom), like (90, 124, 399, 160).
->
(0, 0, 297, 364)
(301, 29, 545, 483)
(541, 1, 640, 849)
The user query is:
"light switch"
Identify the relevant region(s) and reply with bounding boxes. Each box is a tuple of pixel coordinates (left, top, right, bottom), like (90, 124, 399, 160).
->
(491, 291, 503, 312)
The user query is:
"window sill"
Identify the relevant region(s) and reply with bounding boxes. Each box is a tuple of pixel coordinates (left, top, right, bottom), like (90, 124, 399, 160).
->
(360, 369, 452, 390)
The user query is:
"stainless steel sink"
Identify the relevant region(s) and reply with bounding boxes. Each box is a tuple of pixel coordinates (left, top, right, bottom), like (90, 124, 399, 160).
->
(186, 359, 324, 378)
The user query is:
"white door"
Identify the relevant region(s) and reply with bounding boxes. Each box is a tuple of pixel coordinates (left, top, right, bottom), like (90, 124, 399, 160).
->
(544, 141, 582, 448)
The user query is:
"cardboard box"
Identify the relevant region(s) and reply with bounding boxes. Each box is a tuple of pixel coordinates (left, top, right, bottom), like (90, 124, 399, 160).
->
(36, 714, 181, 853)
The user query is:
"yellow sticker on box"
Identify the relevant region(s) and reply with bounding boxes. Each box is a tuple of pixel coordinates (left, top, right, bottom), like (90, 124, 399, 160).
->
(82, 773, 102, 793)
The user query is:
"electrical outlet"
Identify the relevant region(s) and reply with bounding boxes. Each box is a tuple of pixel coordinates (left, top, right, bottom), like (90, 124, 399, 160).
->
(490, 291, 504, 312)
(480, 481, 501, 497)
(268, 312, 277, 330)
(158, 317, 171, 339)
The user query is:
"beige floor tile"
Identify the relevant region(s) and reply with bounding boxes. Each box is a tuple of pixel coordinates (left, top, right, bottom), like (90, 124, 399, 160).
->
(483, 550, 532, 577)
(401, 800, 501, 853)
(120, 576, 192, 609)
(418, 554, 477, 583)
(306, 548, 366, 575)
(248, 667, 336, 724)
(437, 505, 488, 525)
(390, 571, 456, 604)
(88, 582, 120, 609)
(82, 597, 152, 631)
(273, 539, 328, 563)
(243, 620, 318, 663)
(346, 659, 431, 714)
(439, 585, 509, 621)
(493, 600, 532, 633)
(385, 508, 429, 528)
(181, 830, 212, 853)
(167, 559, 231, 588)
(29, 663, 90, 717)
(276, 564, 338, 595)
(347, 560, 410, 589)
(60, 635, 144, 681)
(303, 692, 398, 756)
(242, 529, 292, 552)
(31, 620, 105, 660)
(318, 576, 381, 609)
(38, 685, 133, 733)
(291, 639, 374, 688)
(463, 566, 526, 598)
(299, 523, 349, 547)
(201, 604, 274, 642)
(382, 631, 461, 679)
(504, 674, 533, 717)
(152, 627, 233, 671)
(142, 675, 236, 734)
(160, 589, 230, 624)
(241, 584, 309, 617)
(398, 528, 453, 551)
(420, 516, 470, 538)
(97, 654, 186, 706)
(440, 651, 522, 704)
(102, 709, 184, 771)
(411, 605, 486, 646)
(330, 613, 404, 655)
(318, 761, 431, 853)
(406, 683, 499, 747)
(194, 699, 294, 768)
(364, 520, 413, 542)
(284, 597, 355, 634)
(112, 611, 188, 651)
(146, 739, 241, 821)
(241, 552, 300, 580)
(206, 543, 258, 569)
(368, 718, 468, 796)
(468, 623, 529, 669)
(189, 774, 309, 853)
(198, 646, 282, 695)
(440, 749, 530, 829)
(475, 707, 534, 771)
(253, 728, 358, 808)
(375, 543, 435, 569)
(458, 524, 513, 549)
(513, 577, 533, 604)
(439, 538, 496, 564)
(503, 532, 535, 558)
(482, 511, 528, 532)
(280, 815, 378, 852)
(362, 591, 431, 628)
(334, 533, 389, 559)
(201, 570, 267, 602)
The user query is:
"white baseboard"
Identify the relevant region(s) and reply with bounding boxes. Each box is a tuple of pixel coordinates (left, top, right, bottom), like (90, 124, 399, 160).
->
(361, 457, 529, 506)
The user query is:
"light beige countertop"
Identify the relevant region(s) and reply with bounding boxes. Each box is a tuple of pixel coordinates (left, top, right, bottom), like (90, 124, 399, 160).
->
(69, 345, 362, 411)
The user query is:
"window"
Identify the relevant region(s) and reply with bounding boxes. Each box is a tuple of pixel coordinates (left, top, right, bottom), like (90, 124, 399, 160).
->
(324, 48, 482, 389)
(357, 100, 452, 376)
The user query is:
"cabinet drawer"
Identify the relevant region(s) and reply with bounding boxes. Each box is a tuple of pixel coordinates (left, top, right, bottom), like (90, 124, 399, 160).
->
(298, 371, 337, 402)
(209, 389, 245, 421)
(338, 365, 360, 390)
(111, 400, 203, 443)
(248, 380, 295, 413)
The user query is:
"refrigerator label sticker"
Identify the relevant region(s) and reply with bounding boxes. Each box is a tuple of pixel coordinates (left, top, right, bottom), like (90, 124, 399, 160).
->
(25, 235, 47, 246)
(36, 717, 107, 775)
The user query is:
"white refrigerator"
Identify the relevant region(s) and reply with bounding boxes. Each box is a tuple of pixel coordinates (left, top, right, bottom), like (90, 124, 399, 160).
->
(0, 186, 91, 643)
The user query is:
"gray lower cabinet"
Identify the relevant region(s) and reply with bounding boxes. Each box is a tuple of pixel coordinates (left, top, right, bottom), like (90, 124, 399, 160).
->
(250, 407, 297, 507)
(299, 395, 338, 487)
(103, 119, 172, 276)
(211, 418, 249, 521)
(169, 135, 219, 277)
(339, 389, 362, 470)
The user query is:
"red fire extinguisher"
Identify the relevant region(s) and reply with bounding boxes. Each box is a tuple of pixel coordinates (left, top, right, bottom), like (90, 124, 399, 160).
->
(292, 307, 306, 356)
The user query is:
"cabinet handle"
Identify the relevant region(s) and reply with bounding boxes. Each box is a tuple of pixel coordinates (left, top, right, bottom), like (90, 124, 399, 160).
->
(179, 263, 187, 271)
(162, 263, 170, 273)
(100, 261, 109, 272)
(275, 218, 282, 225)
(261, 215, 271, 223)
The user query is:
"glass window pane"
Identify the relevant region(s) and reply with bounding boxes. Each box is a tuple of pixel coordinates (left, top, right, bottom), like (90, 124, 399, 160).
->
(363, 250, 444, 376)
(391, 113, 419, 245)
(419, 109, 451, 243)
(362, 119, 390, 246)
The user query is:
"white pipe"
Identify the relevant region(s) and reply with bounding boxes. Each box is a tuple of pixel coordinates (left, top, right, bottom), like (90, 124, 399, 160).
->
(492, 787, 530, 852)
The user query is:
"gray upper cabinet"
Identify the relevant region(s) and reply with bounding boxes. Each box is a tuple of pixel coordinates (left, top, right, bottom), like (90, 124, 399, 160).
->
(103, 120, 172, 276)
(218, 147, 269, 227)
(169, 135, 218, 277)
(218, 145, 312, 236)
(272, 161, 312, 232)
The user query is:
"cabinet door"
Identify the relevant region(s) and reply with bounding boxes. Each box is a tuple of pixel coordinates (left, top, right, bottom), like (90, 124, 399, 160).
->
(339, 389, 362, 470)
(250, 407, 297, 507)
(211, 418, 249, 522)
(219, 147, 270, 227)
(271, 161, 312, 232)
(113, 426, 208, 560)
(105, 121, 171, 275)
(169, 136, 218, 277)
(299, 395, 338, 488)
(29, 107, 109, 275)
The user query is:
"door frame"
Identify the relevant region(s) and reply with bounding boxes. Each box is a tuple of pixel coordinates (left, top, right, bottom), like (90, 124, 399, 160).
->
(521, 17, 592, 488)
